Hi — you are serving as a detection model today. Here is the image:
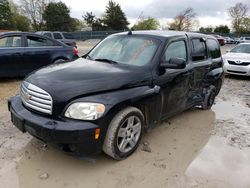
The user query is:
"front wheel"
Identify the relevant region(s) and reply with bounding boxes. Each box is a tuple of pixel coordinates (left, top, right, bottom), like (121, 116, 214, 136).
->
(103, 107, 144, 160)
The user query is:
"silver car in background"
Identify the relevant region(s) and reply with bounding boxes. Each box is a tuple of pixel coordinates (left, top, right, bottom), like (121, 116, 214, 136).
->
(36, 31, 77, 48)
(223, 43, 250, 76)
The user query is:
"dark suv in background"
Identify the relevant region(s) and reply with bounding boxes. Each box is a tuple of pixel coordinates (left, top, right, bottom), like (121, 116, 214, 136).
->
(9, 31, 224, 160)
(36, 31, 77, 48)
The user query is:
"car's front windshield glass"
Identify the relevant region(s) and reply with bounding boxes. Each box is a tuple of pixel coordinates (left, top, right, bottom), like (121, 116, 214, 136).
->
(87, 35, 160, 66)
(230, 45, 250, 53)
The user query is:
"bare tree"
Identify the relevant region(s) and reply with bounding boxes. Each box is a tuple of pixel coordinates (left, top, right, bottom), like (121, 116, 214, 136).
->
(20, 0, 52, 31)
(228, 3, 248, 33)
(168, 8, 196, 31)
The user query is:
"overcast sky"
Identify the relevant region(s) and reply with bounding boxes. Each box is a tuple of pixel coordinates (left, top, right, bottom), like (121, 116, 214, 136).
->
(60, 0, 250, 28)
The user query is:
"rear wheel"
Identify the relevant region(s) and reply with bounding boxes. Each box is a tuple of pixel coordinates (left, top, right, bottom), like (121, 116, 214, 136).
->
(214, 79, 222, 96)
(202, 85, 216, 110)
(53, 59, 66, 64)
(103, 107, 144, 160)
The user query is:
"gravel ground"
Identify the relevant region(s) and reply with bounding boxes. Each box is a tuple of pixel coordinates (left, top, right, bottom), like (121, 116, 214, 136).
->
(0, 43, 250, 188)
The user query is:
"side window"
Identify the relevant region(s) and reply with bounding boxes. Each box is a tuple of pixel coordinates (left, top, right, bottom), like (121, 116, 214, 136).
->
(191, 38, 207, 61)
(44, 33, 52, 38)
(163, 41, 187, 62)
(0, 36, 22, 47)
(53, 33, 63, 39)
(27, 36, 54, 47)
(207, 39, 221, 59)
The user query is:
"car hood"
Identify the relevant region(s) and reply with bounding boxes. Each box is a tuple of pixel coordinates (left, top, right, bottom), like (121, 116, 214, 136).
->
(26, 58, 152, 104)
(223, 52, 250, 61)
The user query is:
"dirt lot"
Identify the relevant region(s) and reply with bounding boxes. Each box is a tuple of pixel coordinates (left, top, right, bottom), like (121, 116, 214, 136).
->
(0, 43, 250, 188)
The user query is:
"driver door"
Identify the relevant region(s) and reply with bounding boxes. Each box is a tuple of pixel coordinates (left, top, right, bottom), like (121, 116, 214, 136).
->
(153, 37, 193, 119)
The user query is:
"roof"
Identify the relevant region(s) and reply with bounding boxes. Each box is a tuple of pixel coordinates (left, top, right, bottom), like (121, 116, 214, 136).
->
(114, 30, 207, 39)
(0, 31, 33, 36)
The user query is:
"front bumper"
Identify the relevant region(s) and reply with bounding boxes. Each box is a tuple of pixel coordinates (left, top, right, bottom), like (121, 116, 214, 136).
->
(223, 63, 250, 76)
(8, 96, 103, 154)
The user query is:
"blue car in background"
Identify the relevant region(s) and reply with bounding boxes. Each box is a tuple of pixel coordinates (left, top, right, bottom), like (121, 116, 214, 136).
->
(0, 32, 79, 78)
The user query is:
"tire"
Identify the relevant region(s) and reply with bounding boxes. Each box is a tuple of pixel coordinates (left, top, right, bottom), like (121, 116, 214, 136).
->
(54, 59, 66, 64)
(103, 107, 144, 160)
(202, 85, 216, 110)
(214, 79, 222, 96)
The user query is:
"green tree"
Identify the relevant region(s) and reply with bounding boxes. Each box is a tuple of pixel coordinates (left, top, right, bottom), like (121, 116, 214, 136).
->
(214, 25, 230, 33)
(199, 26, 213, 32)
(102, 0, 129, 30)
(0, 0, 15, 30)
(92, 18, 106, 31)
(83, 12, 95, 27)
(240, 17, 250, 33)
(132, 17, 160, 30)
(43, 2, 73, 31)
(71, 18, 87, 31)
(14, 14, 30, 31)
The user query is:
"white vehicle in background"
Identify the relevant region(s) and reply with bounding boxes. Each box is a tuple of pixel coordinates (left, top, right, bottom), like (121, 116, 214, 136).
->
(224, 37, 234, 44)
(223, 43, 250, 76)
(239, 37, 250, 43)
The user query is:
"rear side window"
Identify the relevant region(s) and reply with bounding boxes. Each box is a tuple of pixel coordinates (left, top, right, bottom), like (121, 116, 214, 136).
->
(62, 33, 74, 39)
(207, 39, 221, 59)
(191, 38, 207, 61)
(163, 41, 187, 62)
(27, 36, 54, 47)
(44, 33, 52, 38)
(53, 33, 63, 39)
(0, 36, 22, 47)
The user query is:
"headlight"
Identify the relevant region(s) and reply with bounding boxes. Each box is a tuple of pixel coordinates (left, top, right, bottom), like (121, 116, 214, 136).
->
(65, 102, 105, 120)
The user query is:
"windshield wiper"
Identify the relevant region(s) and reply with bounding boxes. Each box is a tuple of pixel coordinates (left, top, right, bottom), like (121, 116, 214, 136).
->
(85, 54, 93, 60)
(94, 58, 118, 64)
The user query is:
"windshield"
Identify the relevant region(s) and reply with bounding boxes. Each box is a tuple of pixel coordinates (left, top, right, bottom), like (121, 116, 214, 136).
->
(62, 33, 74, 39)
(87, 35, 160, 66)
(230, 44, 250, 53)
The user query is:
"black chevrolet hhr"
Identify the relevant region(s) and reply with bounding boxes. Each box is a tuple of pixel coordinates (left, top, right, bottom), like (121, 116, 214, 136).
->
(9, 31, 224, 160)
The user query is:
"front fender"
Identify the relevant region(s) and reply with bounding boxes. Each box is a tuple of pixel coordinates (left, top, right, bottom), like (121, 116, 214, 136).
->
(72, 86, 159, 111)
(69, 86, 162, 128)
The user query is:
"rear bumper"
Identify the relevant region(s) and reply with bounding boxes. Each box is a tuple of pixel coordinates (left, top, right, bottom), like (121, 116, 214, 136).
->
(223, 64, 250, 76)
(8, 96, 103, 154)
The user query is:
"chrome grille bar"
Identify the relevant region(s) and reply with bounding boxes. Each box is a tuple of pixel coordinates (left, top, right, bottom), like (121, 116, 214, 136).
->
(20, 81, 53, 115)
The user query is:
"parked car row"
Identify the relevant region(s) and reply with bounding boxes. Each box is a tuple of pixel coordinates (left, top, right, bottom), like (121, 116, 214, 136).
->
(0, 32, 78, 77)
(212, 35, 250, 45)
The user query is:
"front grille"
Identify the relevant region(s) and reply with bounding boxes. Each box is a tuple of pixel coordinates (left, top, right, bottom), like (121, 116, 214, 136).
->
(20, 81, 52, 115)
(227, 70, 247, 74)
(228, 60, 250, 66)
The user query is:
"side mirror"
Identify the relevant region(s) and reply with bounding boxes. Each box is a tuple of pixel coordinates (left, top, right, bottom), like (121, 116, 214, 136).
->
(160, 58, 186, 69)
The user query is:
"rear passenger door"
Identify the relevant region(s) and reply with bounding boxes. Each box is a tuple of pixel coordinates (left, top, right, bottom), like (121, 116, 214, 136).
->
(187, 38, 212, 105)
(23, 35, 56, 73)
(0, 34, 25, 77)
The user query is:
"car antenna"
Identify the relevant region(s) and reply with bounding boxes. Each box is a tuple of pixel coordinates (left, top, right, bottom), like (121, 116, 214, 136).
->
(128, 30, 132, 35)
